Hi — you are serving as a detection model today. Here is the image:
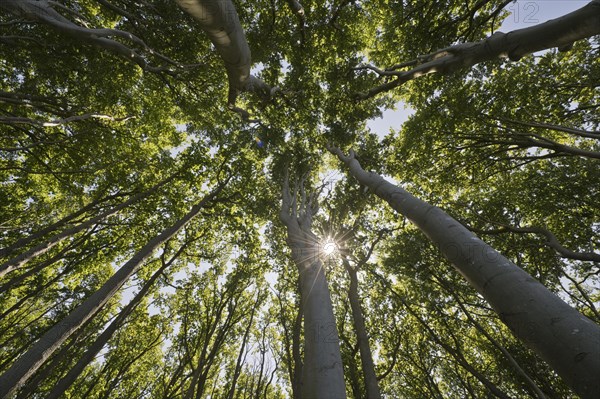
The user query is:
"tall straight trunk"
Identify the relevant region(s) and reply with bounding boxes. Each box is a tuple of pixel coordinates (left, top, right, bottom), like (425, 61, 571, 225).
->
(296, 255, 346, 399)
(433, 272, 548, 399)
(291, 288, 304, 399)
(44, 242, 188, 399)
(329, 147, 600, 399)
(0, 173, 178, 278)
(226, 292, 260, 399)
(371, 267, 516, 399)
(0, 182, 225, 398)
(343, 261, 381, 399)
(0, 228, 93, 295)
(280, 174, 346, 399)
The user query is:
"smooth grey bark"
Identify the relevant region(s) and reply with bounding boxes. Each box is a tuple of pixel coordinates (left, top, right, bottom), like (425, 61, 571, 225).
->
(0, 173, 177, 278)
(226, 291, 260, 399)
(280, 174, 347, 399)
(0, 0, 180, 72)
(358, 0, 600, 99)
(0, 181, 226, 399)
(343, 260, 381, 399)
(174, 0, 274, 109)
(44, 243, 188, 399)
(435, 275, 548, 399)
(329, 147, 600, 399)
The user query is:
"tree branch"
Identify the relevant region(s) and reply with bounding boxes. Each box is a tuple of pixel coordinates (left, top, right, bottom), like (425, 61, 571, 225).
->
(356, 0, 600, 99)
(469, 224, 600, 263)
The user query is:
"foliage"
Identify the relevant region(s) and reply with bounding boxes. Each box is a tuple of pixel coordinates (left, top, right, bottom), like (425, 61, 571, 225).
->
(0, 0, 598, 398)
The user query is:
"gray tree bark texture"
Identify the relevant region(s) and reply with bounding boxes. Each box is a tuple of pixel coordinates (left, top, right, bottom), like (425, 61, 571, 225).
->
(329, 147, 600, 399)
(344, 261, 382, 399)
(174, 0, 273, 108)
(280, 175, 347, 399)
(358, 0, 600, 99)
(0, 183, 226, 398)
(0, 0, 178, 72)
(44, 242, 188, 399)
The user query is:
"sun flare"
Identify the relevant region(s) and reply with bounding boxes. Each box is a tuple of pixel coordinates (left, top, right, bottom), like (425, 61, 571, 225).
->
(321, 239, 338, 257)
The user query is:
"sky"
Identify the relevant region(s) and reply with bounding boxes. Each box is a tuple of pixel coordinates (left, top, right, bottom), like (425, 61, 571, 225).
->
(365, 0, 589, 138)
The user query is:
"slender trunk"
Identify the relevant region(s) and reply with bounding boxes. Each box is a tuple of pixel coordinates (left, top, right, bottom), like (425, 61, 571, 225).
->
(45, 243, 184, 399)
(433, 273, 548, 399)
(226, 293, 260, 399)
(0, 228, 93, 295)
(291, 290, 304, 399)
(263, 357, 278, 399)
(339, 330, 361, 399)
(376, 272, 512, 399)
(0, 182, 225, 398)
(0, 270, 63, 320)
(344, 262, 381, 399)
(253, 344, 266, 399)
(330, 147, 600, 399)
(0, 173, 177, 278)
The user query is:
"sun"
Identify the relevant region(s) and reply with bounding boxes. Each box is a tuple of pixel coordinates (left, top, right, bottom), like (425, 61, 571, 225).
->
(321, 238, 338, 257)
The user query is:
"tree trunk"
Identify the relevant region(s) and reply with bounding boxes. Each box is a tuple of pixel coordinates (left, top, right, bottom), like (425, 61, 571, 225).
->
(226, 292, 260, 399)
(0, 0, 176, 72)
(456, 286, 547, 398)
(280, 174, 346, 399)
(174, 0, 272, 107)
(0, 192, 118, 259)
(292, 288, 304, 399)
(44, 242, 187, 399)
(0, 181, 225, 398)
(297, 255, 346, 399)
(0, 228, 94, 295)
(344, 261, 381, 399)
(329, 147, 600, 399)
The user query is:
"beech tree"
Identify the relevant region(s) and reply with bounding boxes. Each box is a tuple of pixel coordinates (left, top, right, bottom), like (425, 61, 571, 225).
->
(1, 0, 599, 398)
(328, 146, 600, 398)
(279, 173, 346, 398)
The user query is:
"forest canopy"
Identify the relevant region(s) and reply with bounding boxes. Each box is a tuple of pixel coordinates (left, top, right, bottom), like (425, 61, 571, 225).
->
(0, 0, 599, 398)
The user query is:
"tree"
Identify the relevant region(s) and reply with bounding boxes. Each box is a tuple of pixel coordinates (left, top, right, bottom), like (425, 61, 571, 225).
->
(328, 146, 600, 398)
(0, 178, 227, 397)
(279, 172, 346, 398)
(1, 0, 599, 398)
(356, 0, 600, 99)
